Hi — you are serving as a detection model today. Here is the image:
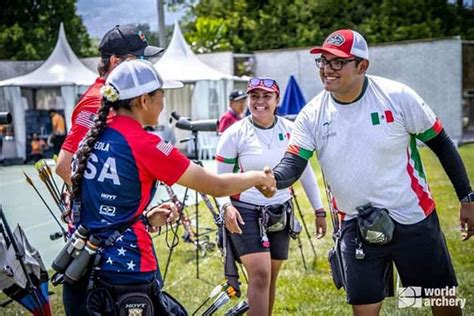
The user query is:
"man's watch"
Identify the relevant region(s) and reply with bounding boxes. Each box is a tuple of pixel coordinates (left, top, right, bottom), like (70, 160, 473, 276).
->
(460, 192, 474, 203)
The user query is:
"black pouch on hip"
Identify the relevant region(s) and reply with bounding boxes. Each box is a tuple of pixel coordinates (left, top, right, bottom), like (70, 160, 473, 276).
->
(328, 234, 345, 289)
(262, 204, 287, 233)
(356, 203, 395, 245)
(86, 279, 155, 316)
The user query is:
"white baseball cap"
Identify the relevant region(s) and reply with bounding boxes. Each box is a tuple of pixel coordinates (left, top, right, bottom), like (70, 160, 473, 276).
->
(105, 59, 183, 100)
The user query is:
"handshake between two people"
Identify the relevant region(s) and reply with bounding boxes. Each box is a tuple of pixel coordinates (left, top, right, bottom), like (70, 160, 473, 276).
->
(255, 166, 277, 198)
(141, 166, 277, 233)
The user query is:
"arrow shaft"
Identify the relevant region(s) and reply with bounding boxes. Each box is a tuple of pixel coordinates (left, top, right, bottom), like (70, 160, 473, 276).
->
(24, 173, 66, 234)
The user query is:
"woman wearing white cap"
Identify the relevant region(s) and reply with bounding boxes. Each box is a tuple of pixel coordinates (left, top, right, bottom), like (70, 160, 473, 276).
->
(60, 60, 275, 315)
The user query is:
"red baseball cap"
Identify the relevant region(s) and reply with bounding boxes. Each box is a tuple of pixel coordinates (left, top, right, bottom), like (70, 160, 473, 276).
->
(310, 29, 369, 60)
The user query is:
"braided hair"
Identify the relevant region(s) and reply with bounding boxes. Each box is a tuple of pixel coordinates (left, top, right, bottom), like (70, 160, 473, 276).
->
(70, 89, 159, 203)
(70, 96, 131, 202)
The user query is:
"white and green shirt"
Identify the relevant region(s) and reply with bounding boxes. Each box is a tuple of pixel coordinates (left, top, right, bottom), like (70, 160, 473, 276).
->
(289, 75, 442, 225)
(216, 116, 323, 210)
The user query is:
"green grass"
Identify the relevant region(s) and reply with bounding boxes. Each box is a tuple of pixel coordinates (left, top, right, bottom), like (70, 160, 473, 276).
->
(1, 145, 473, 315)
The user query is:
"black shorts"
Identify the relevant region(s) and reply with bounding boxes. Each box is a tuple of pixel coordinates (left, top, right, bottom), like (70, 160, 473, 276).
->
(229, 201, 290, 260)
(341, 211, 457, 305)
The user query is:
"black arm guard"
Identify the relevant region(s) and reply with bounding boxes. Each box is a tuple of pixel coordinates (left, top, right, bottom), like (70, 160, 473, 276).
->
(273, 152, 308, 190)
(424, 129, 472, 200)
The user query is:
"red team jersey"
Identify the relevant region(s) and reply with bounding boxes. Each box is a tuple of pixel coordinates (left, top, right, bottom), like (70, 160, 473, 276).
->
(62, 77, 110, 154)
(77, 115, 190, 282)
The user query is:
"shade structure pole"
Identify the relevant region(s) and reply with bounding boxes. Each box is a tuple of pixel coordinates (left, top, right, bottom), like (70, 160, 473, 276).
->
(157, 0, 166, 48)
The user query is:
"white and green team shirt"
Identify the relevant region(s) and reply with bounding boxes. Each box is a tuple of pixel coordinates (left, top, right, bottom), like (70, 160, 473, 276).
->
(216, 116, 323, 210)
(289, 75, 442, 225)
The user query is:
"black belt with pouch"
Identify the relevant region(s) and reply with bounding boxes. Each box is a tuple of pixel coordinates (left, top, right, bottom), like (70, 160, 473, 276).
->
(356, 203, 395, 245)
(261, 203, 288, 233)
(231, 200, 301, 238)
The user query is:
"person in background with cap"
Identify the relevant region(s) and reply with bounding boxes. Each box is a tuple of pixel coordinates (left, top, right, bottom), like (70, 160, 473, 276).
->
(216, 77, 326, 316)
(217, 90, 248, 133)
(261, 29, 473, 315)
(63, 60, 276, 315)
(55, 24, 164, 185)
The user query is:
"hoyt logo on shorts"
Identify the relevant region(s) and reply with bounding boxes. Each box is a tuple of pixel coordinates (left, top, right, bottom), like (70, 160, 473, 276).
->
(398, 286, 466, 309)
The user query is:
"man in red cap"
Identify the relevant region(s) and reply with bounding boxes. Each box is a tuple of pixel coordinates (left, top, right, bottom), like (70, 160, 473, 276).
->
(265, 29, 473, 315)
(218, 90, 248, 133)
(55, 25, 164, 185)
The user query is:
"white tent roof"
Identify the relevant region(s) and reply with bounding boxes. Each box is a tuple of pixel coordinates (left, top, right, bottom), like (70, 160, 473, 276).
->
(0, 23, 96, 87)
(154, 23, 234, 82)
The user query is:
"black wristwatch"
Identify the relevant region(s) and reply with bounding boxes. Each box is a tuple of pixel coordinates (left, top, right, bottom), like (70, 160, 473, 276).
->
(460, 192, 474, 203)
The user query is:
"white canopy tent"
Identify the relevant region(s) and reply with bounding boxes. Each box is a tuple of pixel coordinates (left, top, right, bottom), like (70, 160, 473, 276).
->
(154, 22, 244, 122)
(0, 23, 96, 159)
(154, 23, 245, 155)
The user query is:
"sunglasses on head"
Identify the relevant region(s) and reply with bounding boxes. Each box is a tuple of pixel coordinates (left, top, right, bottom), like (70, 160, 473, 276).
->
(248, 78, 280, 95)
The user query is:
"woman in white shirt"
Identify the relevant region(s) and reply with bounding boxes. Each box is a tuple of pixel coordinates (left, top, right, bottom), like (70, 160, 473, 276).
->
(216, 77, 327, 316)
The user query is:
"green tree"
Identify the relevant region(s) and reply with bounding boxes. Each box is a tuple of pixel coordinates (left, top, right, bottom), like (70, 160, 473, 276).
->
(358, 0, 452, 43)
(185, 17, 233, 53)
(0, 0, 96, 60)
(180, 0, 474, 53)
